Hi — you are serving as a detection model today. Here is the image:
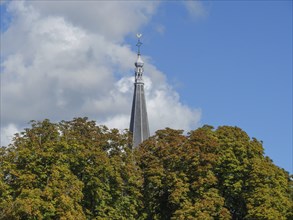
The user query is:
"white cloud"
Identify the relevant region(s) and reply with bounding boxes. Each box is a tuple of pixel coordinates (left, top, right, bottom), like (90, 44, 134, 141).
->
(148, 87, 201, 132)
(28, 1, 159, 42)
(98, 75, 201, 133)
(183, 1, 208, 19)
(1, 1, 201, 146)
(0, 124, 19, 146)
(155, 24, 166, 35)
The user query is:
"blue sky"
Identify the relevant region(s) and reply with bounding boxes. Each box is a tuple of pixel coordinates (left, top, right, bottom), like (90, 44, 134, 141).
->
(1, 1, 292, 172)
(130, 1, 293, 172)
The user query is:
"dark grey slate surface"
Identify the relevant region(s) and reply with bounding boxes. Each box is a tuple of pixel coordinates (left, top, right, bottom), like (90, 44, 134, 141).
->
(130, 81, 150, 148)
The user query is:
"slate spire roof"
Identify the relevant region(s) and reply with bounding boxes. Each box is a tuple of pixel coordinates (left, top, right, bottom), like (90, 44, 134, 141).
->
(129, 34, 150, 148)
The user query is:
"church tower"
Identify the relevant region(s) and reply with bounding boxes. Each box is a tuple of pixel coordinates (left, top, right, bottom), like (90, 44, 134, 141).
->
(129, 34, 150, 148)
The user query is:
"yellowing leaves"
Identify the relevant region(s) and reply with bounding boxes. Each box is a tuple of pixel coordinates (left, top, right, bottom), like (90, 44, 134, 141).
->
(0, 119, 292, 219)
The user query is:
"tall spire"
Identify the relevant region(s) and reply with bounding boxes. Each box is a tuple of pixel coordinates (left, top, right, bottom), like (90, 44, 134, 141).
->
(129, 34, 150, 148)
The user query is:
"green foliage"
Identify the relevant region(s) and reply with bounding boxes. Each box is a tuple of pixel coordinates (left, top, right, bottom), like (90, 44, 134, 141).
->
(0, 119, 292, 219)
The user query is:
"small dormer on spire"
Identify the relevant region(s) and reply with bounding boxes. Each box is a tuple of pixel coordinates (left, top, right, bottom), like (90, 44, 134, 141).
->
(135, 34, 144, 82)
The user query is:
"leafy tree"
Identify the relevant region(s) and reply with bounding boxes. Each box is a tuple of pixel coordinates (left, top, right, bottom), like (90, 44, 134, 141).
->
(0, 118, 143, 219)
(137, 127, 230, 219)
(0, 119, 85, 219)
(137, 126, 292, 219)
(214, 126, 292, 219)
(182, 126, 230, 219)
(0, 119, 292, 219)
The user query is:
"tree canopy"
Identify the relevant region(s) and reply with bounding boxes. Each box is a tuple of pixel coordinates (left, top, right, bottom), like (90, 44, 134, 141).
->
(0, 118, 292, 219)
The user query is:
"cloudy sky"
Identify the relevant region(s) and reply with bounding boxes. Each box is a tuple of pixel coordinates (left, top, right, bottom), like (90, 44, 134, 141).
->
(1, 1, 292, 172)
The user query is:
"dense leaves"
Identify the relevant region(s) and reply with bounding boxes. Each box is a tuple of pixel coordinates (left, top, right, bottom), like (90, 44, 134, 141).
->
(0, 118, 292, 219)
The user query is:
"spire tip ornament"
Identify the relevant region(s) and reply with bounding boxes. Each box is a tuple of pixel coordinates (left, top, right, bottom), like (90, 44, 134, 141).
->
(136, 33, 143, 55)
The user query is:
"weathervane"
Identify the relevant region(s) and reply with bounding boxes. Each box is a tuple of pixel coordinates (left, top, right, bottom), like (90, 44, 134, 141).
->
(136, 33, 143, 55)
